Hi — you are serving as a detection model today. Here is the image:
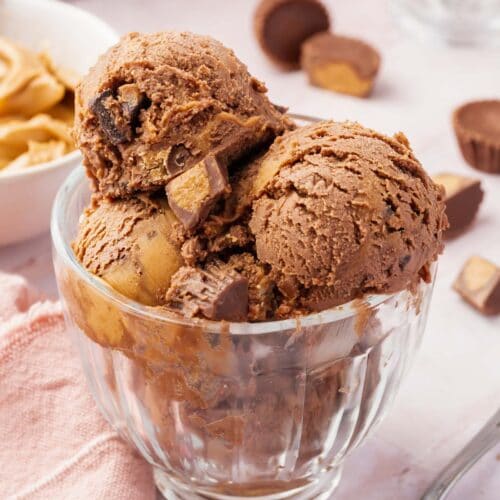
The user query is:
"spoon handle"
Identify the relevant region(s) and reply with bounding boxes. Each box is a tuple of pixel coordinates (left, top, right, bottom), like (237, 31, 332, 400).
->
(288, 112, 324, 123)
(421, 407, 500, 500)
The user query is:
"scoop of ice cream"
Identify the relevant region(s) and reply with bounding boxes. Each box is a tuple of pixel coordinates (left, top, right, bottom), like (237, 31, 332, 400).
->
(75, 31, 290, 202)
(248, 121, 447, 311)
(73, 195, 183, 306)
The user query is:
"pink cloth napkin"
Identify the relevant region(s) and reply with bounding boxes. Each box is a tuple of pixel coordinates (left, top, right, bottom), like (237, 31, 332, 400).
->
(0, 272, 155, 499)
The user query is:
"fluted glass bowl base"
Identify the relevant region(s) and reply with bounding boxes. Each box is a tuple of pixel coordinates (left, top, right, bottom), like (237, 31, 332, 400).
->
(154, 466, 342, 500)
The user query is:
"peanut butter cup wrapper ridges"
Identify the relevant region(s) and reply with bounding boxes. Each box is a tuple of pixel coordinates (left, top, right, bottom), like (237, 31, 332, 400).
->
(453, 100, 500, 174)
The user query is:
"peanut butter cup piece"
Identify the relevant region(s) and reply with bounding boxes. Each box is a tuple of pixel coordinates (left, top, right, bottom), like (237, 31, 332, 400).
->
(453, 100, 500, 173)
(166, 156, 230, 231)
(90, 84, 149, 146)
(254, 0, 330, 69)
(165, 262, 249, 321)
(453, 256, 500, 315)
(432, 173, 483, 238)
(301, 33, 380, 97)
(90, 90, 131, 145)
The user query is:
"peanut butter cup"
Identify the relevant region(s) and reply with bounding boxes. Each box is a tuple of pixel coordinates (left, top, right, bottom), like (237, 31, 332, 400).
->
(300, 33, 380, 97)
(453, 100, 500, 174)
(254, 0, 330, 69)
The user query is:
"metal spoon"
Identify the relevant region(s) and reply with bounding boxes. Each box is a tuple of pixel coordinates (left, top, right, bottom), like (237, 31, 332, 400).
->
(288, 112, 324, 123)
(421, 407, 500, 500)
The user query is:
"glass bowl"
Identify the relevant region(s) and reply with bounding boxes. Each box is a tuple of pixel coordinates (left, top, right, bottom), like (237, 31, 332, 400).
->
(52, 166, 436, 500)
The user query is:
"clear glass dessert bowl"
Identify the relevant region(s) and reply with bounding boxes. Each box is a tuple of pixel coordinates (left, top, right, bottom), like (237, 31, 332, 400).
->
(52, 166, 436, 500)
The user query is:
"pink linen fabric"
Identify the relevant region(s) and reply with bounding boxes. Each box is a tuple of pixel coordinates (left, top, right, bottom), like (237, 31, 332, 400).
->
(0, 272, 155, 499)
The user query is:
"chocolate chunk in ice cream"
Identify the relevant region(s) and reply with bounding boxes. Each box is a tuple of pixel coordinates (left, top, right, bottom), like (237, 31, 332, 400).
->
(91, 84, 149, 146)
(301, 33, 381, 97)
(75, 31, 290, 198)
(432, 173, 483, 238)
(254, 0, 330, 69)
(166, 144, 192, 177)
(453, 256, 500, 315)
(166, 261, 249, 321)
(91, 90, 132, 145)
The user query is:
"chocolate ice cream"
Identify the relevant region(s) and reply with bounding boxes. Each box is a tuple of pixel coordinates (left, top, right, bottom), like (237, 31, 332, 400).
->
(74, 121, 446, 321)
(73, 195, 182, 306)
(72, 32, 446, 323)
(248, 121, 447, 312)
(159, 121, 446, 319)
(65, 31, 448, 499)
(75, 32, 290, 213)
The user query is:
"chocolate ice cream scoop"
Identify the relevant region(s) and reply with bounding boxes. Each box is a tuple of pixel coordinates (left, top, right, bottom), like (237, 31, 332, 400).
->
(73, 195, 183, 306)
(75, 31, 290, 208)
(248, 121, 447, 311)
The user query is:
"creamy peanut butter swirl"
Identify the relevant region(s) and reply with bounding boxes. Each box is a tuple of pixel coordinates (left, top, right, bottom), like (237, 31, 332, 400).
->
(0, 36, 77, 173)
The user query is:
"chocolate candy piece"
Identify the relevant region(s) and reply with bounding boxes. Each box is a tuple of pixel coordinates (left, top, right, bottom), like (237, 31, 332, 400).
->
(300, 33, 380, 97)
(453, 100, 500, 174)
(254, 0, 330, 69)
(118, 83, 148, 124)
(166, 156, 230, 230)
(433, 173, 483, 238)
(90, 85, 148, 145)
(166, 262, 249, 321)
(166, 144, 193, 177)
(453, 256, 500, 315)
(91, 90, 129, 145)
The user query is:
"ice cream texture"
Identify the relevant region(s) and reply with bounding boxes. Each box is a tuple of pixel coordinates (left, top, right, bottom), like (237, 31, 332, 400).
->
(75, 31, 290, 205)
(73, 195, 182, 306)
(72, 32, 447, 324)
(248, 121, 447, 312)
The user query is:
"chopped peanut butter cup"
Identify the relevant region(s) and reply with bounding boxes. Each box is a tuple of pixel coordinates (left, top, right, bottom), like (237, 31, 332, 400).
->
(166, 156, 230, 231)
(453, 256, 500, 315)
(453, 100, 500, 174)
(165, 261, 249, 321)
(432, 173, 483, 238)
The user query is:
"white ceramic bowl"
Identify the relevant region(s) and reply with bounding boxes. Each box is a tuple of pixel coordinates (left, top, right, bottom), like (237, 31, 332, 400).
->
(0, 0, 118, 247)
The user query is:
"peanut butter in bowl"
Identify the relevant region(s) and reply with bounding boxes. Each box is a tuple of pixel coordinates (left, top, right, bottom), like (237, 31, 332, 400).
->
(0, 36, 77, 174)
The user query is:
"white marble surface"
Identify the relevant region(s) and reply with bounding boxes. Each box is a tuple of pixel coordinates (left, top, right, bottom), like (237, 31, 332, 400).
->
(0, 1, 499, 498)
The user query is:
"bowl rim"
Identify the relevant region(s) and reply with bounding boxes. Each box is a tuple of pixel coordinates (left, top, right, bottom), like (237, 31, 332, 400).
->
(51, 166, 400, 335)
(0, 150, 82, 180)
(0, 0, 119, 182)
